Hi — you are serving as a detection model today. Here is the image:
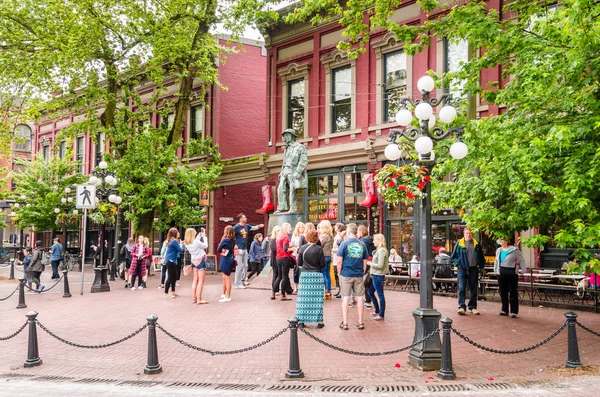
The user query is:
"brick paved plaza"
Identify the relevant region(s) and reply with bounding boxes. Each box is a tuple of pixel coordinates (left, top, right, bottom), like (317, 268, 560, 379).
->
(0, 265, 599, 396)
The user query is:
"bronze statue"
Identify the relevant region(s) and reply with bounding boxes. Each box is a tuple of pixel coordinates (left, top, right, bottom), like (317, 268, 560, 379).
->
(276, 128, 308, 213)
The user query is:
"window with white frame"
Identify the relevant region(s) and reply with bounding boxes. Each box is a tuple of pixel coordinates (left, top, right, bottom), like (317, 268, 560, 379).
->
(76, 136, 85, 173)
(42, 145, 50, 161)
(444, 38, 469, 99)
(288, 79, 305, 133)
(190, 105, 204, 140)
(57, 140, 67, 159)
(332, 66, 352, 133)
(13, 124, 32, 152)
(383, 51, 407, 123)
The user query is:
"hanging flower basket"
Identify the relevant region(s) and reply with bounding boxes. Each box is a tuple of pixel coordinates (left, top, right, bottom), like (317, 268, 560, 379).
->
(89, 202, 117, 225)
(374, 164, 430, 204)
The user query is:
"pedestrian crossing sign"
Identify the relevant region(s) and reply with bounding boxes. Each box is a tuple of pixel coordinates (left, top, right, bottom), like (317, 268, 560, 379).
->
(76, 184, 97, 209)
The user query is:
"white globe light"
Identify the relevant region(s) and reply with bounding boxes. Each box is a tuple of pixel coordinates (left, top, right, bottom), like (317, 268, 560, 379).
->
(395, 109, 413, 127)
(20, 194, 26, 200)
(61, 198, 67, 204)
(54, 208, 60, 214)
(88, 176, 99, 185)
(99, 160, 108, 169)
(439, 106, 457, 123)
(414, 102, 433, 121)
(415, 136, 434, 154)
(108, 176, 117, 186)
(73, 209, 79, 215)
(417, 75, 435, 92)
(10, 211, 16, 217)
(64, 187, 71, 194)
(450, 141, 468, 159)
(14, 203, 20, 208)
(428, 115, 436, 129)
(104, 175, 114, 185)
(108, 194, 117, 203)
(26, 204, 31, 207)
(115, 196, 122, 205)
(67, 197, 73, 203)
(384, 144, 402, 161)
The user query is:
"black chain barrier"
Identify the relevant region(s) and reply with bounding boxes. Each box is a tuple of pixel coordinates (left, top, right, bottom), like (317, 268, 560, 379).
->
(36, 320, 147, 349)
(451, 321, 568, 354)
(0, 285, 20, 301)
(0, 321, 28, 341)
(24, 274, 64, 293)
(299, 327, 440, 356)
(156, 323, 290, 356)
(576, 321, 600, 338)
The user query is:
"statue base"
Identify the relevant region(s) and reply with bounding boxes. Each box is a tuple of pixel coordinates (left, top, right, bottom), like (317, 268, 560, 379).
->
(267, 212, 305, 238)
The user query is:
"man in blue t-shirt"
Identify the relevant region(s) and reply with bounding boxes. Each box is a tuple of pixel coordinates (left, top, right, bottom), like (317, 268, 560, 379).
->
(49, 237, 64, 280)
(336, 223, 369, 330)
(233, 213, 264, 288)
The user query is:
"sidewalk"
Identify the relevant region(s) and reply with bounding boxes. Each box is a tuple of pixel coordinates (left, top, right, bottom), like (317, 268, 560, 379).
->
(0, 265, 599, 388)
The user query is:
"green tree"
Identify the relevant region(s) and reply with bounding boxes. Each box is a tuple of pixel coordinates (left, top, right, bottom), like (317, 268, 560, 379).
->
(7, 154, 86, 232)
(0, 0, 278, 235)
(288, 0, 600, 273)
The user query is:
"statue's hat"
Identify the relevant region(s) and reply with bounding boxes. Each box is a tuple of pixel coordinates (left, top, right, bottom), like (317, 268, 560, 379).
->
(282, 128, 298, 137)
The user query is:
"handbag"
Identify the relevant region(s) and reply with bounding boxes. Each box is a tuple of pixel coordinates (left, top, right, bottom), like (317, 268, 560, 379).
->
(364, 272, 372, 288)
(183, 265, 192, 277)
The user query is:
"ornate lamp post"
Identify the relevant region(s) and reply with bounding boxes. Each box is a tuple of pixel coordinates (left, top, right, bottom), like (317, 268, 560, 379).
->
(88, 160, 122, 293)
(384, 75, 468, 371)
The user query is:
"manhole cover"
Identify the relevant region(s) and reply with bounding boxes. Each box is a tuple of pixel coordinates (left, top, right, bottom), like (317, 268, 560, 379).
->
(320, 385, 365, 393)
(428, 384, 469, 392)
(214, 383, 260, 391)
(169, 381, 213, 388)
(267, 384, 312, 392)
(375, 385, 418, 392)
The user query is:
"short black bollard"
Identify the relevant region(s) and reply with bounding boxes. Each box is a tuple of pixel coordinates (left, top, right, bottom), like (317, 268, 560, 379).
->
(9, 261, 15, 280)
(286, 316, 304, 379)
(437, 317, 456, 380)
(24, 311, 42, 368)
(565, 312, 582, 368)
(144, 315, 162, 375)
(17, 279, 27, 309)
(62, 269, 72, 298)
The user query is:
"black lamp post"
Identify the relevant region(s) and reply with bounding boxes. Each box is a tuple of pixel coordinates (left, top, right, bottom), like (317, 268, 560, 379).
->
(87, 160, 121, 293)
(384, 75, 468, 371)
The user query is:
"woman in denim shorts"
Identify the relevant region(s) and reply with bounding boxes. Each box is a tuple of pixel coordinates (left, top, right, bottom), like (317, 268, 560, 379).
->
(184, 228, 209, 304)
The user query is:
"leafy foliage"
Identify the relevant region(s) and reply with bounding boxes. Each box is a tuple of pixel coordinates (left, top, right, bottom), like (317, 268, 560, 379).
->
(7, 154, 86, 232)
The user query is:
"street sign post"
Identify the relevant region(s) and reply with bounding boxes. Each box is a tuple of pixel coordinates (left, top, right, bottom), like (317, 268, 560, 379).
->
(76, 184, 96, 209)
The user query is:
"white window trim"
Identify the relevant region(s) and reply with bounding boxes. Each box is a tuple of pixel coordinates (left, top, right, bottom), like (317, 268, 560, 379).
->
(436, 36, 475, 117)
(372, 33, 413, 134)
(320, 49, 358, 140)
(278, 62, 311, 140)
(76, 136, 85, 173)
(188, 104, 206, 143)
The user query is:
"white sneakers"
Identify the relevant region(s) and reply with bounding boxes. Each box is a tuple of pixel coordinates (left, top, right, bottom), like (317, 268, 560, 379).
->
(219, 297, 232, 303)
(234, 285, 246, 289)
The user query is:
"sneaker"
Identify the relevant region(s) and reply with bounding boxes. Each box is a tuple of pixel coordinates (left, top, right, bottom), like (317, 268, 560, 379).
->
(348, 303, 355, 308)
(157, 285, 164, 289)
(469, 308, 480, 315)
(125, 283, 130, 289)
(221, 294, 226, 299)
(317, 323, 325, 329)
(235, 285, 246, 289)
(131, 287, 136, 291)
(373, 315, 384, 321)
(457, 308, 466, 315)
(38, 285, 45, 293)
(176, 283, 180, 287)
(499, 311, 508, 316)
(510, 313, 518, 318)
(219, 297, 232, 303)
(138, 286, 144, 290)
(371, 312, 379, 317)
(243, 281, 250, 286)
(364, 302, 372, 309)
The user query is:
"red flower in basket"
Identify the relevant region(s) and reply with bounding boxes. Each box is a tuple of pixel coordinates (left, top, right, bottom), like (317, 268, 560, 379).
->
(417, 181, 427, 190)
(375, 164, 429, 204)
(406, 192, 415, 199)
(398, 185, 406, 191)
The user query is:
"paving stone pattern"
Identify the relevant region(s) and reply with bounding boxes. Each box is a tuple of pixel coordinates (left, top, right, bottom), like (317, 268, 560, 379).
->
(0, 265, 599, 389)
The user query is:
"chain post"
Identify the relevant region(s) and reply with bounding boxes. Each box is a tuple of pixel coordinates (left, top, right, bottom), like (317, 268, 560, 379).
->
(286, 317, 304, 379)
(9, 261, 15, 280)
(17, 279, 27, 309)
(437, 317, 455, 380)
(24, 311, 42, 368)
(144, 315, 162, 375)
(62, 269, 72, 298)
(565, 312, 582, 368)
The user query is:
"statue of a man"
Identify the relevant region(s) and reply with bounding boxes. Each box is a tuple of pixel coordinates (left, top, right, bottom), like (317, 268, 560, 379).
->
(276, 128, 308, 213)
